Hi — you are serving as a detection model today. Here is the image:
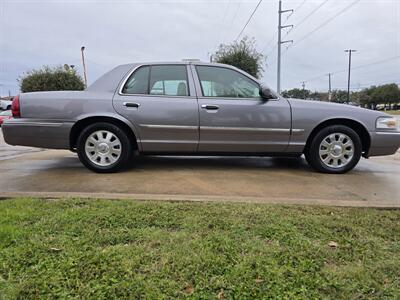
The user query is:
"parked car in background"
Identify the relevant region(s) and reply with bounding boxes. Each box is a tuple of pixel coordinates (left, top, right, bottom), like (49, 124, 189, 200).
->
(2, 62, 400, 173)
(0, 98, 12, 110)
(0, 110, 12, 126)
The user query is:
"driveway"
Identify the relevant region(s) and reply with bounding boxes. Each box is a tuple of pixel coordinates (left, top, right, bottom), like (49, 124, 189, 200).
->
(1, 130, 399, 207)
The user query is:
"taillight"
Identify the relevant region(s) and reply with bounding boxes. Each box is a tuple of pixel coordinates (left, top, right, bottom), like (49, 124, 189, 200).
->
(11, 95, 20, 117)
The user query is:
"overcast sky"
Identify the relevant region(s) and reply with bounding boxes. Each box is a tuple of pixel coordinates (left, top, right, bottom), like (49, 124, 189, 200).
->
(0, 0, 399, 96)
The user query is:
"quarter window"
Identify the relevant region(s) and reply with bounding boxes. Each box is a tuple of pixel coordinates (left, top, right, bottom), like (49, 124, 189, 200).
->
(122, 66, 149, 94)
(196, 66, 260, 98)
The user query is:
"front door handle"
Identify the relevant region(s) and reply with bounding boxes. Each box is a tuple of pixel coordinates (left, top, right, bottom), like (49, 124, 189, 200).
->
(123, 102, 140, 108)
(201, 104, 219, 110)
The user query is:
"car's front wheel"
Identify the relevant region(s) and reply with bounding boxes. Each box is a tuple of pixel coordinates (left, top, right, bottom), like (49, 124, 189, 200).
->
(305, 125, 362, 174)
(77, 122, 133, 173)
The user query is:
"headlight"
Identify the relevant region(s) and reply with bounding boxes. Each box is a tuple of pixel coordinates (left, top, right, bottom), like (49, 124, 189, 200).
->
(376, 117, 399, 130)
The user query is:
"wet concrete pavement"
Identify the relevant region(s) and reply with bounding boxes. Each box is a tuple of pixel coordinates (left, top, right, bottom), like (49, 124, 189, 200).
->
(1, 130, 399, 207)
(0, 130, 41, 160)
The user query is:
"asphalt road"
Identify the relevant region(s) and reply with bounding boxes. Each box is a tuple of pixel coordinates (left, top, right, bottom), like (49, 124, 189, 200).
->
(1, 130, 399, 207)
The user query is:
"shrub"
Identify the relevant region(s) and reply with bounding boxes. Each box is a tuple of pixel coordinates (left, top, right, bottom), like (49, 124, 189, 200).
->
(19, 65, 85, 93)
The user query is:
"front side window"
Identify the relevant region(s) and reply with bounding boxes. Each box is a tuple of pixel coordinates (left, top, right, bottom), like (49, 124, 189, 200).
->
(122, 65, 189, 96)
(196, 66, 260, 98)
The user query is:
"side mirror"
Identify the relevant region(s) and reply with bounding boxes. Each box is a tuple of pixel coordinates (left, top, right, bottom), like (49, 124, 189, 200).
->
(259, 87, 276, 101)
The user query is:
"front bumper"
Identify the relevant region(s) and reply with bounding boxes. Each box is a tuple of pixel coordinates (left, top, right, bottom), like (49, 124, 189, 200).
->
(366, 131, 400, 157)
(2, 118, 73, 149)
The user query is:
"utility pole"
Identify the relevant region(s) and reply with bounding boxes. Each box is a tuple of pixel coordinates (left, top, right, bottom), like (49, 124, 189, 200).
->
(302, 81, 306, 99)
(81, 46, 88, 87)
(344, 49, 356, 103)
(327, 73, 332, 102)
(277, 0, 293, 94)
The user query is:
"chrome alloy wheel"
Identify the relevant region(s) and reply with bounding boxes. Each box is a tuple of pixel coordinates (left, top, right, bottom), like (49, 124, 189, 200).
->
(318, 133, 354, 169)
(85, 130, 122, 167)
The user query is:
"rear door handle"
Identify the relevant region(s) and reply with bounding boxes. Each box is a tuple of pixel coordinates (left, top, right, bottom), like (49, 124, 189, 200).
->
(123, 102, 140, 108)
(201, 104, 219, 110)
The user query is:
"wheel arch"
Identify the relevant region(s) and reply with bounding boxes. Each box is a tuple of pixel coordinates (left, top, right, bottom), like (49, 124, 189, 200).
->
(304, 118, 371, 156)
(69, 115, 139, 151)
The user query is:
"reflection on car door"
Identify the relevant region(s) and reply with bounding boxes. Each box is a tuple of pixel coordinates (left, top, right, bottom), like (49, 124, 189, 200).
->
(192, 65, 291, 153)
(113, 64, 199, 152)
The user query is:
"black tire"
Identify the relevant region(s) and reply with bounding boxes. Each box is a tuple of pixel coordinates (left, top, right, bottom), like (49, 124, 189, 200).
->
(77, 122, 133, 173)
(305, 125, 362, 174)
(6, 105, 11, 110)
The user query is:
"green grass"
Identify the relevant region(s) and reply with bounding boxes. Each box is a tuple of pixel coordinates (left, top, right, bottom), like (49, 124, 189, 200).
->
(386, 110, 400, 115)
(0, 198, 399, 299)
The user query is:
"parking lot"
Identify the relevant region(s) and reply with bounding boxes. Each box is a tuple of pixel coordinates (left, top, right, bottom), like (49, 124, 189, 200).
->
(1, 130, 399, 207)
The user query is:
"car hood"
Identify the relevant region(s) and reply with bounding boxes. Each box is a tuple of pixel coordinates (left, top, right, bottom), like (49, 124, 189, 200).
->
(286, 98, 390, 118)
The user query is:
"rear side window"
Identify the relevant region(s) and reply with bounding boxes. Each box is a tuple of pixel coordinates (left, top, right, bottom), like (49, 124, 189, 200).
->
(122, 65, 189, 96)
(149, 65, 188, 96)
(122, 66, 149, 94)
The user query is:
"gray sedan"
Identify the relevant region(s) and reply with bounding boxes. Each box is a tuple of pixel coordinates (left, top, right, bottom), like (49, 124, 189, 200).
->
(3, 62, 400, 173)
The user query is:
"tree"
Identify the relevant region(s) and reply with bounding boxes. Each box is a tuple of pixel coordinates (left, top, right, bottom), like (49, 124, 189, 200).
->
(330, 90, 348, 103)
(353, 84, 400, 109)
(19, 65, 85, 93)
(281, 88, 311, 99)
(371, 84, 400, 106)
(214, 37, 264, 78)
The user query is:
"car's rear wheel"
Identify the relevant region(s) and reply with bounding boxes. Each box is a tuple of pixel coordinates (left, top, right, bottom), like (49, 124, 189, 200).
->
(77, 122, 133, 173)
(305, 125, 362, 174)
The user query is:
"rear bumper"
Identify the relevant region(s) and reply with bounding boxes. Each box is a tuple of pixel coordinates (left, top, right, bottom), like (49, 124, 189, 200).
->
(2, 119, 73, 149)
(366, 131, 400, 157)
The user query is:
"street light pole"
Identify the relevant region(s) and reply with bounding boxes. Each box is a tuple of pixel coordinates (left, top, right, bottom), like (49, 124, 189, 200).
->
(344, 49, 356, 103)
(301, 81, 306, 99)
(327, 73, 332, 102)
(81, 46, 88, 87)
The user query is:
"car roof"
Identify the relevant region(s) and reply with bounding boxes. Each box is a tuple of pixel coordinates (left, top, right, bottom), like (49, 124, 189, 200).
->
(87, 61, 262, 92)
(117, 61, 260, 83)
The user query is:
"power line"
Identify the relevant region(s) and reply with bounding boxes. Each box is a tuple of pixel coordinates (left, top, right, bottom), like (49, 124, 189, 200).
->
(277, 0, 294, 93)
(334, 81, 400, 90)
(235, 0, 263, 41)
(303, 55, 400, 82)
(262, 32, 278, 53)
(343, 55, 400, 73)
(263, 0, 301, 55)
(292, 0, 329, 30)
(286, 0, 307, 21)
(216, 0, 232, 46)
(293, 0, 307, 13)
(262, 0, 297, 53)
(287, 0, 361, 51)
(228, 0, 242, 29)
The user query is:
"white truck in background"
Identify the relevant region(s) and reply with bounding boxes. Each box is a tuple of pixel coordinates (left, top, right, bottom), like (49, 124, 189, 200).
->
(0, 98, 13, 110)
